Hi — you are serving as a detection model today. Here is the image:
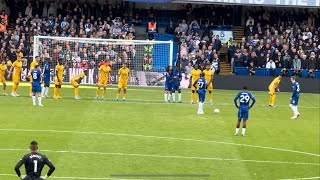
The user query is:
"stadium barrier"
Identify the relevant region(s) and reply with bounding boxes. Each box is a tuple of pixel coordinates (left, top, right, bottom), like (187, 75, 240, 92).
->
(212, 75, 320, 94)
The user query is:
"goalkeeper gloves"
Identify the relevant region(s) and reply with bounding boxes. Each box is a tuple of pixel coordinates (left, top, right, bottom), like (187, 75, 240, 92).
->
(40, 175, 48, 180)
(20, 175, 27, 180)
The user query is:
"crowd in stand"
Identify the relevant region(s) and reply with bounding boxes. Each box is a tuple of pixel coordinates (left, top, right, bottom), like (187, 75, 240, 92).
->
(0, 0, 138, 69)
(229, 8, 320, 78)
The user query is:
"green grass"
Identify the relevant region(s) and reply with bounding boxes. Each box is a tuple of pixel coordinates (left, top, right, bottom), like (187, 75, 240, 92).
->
(0, 84, 319, 180)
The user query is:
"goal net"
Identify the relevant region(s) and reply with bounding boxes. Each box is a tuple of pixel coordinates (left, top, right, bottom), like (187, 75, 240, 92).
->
(33, 36, 173, 87)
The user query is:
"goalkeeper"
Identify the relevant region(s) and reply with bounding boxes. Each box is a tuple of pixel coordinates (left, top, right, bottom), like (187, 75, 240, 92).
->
(71, 70, 88, 100)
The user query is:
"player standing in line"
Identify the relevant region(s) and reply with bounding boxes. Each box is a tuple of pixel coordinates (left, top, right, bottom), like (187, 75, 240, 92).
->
(96, 60, 111, 100)
(193, 73, 207, 114)
(171, 66, 182, 103)
(7, 56, 23, 97)
(289, 76, 300, 119)
(203, 63, 214, 105)
(115, 63, 130, 101)
(71, 70, 88, 100)
(0, 59, 8, 95)
(15, 141, 55, 180)
(268, 75, 282, 107)
(31, 65, 44, 106)
(234, 86, 256, 136)
(164, 65, 173, 102)
(28, 56, 40, 96)
(53, 58, 64, 99)
(189, 64, 202, 104)
(42, 58, 51, 98)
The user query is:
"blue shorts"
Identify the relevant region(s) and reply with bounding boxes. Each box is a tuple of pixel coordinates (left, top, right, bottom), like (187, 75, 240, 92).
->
(32, 82, 42, 93)
(44, 75, 50, 84)
(171, 81, 181, 91)
(165, 82, 172, 91)
(290, 97, 299, 106)
(238, 107, 249, 120)
(198, 90, 206, 103)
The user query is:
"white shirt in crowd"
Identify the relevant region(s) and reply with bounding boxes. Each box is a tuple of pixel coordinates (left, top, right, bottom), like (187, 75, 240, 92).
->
(266, 61, 276, 69)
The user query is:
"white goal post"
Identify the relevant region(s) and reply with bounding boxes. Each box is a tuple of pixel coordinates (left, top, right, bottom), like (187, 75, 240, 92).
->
(33, 36, 174, 87)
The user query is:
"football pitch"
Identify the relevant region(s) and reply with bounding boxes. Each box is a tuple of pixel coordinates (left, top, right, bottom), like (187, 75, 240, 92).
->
(0, 83, 319, 180)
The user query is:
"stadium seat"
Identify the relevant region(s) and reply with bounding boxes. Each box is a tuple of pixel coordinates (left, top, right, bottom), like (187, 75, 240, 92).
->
(255, 68, 267, 76)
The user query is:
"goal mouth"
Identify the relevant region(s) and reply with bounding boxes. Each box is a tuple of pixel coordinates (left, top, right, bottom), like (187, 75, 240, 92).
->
(33, 36, 174, 87)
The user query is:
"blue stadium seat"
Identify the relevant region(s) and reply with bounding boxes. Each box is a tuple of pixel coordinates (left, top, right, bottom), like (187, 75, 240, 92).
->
(288, 69, 295, 76)
(301, 70, 308, 78)
(274, 68, 282, 76)
(255, 68, 267, 76)
(235, 67, 249, 76)
(315, 71, 320, 78)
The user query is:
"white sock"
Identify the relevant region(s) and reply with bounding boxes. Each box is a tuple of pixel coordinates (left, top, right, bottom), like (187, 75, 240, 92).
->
(38, 96, 42, 105)
(242, 128, 246, 135)
(32, 96, 36, 105)
(45, 87, 49, 96)
(168, 94, 171, 101)
(178, 93, 181, 101)
(235, 128, 239, 134)
(41, 87, 45, 96)
(164, 93, 168, 102)
(172, 93, 176, 102)
(293, 105, 299, 115)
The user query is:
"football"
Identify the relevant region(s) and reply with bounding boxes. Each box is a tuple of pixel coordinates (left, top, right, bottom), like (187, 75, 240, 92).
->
(214, 109, 220, 114)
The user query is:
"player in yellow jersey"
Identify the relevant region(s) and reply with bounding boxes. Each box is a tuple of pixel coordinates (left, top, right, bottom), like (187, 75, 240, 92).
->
(7, 56, 23, 96)
(0, 59, 8, 95)
(115, 63, 130, 101)
(28, 56, 40, 96)
(189, 64, 202, 104)
(71, 70, 88, 100)
(268, 75, 282, 107)
(96, 60, 111, 100)
(203, 63, 215, 106)
(54, 58, 64, 99)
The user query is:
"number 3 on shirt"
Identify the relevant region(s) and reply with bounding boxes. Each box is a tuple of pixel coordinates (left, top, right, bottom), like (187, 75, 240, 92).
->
(240, 95, 250, 103)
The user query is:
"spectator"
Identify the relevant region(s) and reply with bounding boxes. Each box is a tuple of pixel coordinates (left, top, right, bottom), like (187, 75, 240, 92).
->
(165, 20, 175, 34)
(212, 54, 220, 74)
(293, 55, 301, 70)
(266, 59, 276, 76)
(146, 18, 158, 40)
(180, 19, 188, 33)
(280, 68, 289, 77)
(307, 70, 315, 78)
(308, 52, 317, 70)
(248, 61, 256, 76)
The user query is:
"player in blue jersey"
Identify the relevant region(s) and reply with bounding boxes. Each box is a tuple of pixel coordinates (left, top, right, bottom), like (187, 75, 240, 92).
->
(289, 76, 300, 119)
(42, 58, 51, 98)
(234, 86, 256, 136)
(164, 65, 173, 102)
(171, 66, 182, 103)
(31, 65, 44, 106)
(193, 73, 207, 114)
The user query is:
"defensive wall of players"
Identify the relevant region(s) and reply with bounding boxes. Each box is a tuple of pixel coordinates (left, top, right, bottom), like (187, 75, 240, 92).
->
(213, 75, 320, 94)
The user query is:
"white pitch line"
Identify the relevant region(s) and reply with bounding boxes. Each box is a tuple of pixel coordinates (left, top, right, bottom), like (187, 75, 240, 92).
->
(1, 148, 319, 166)
(0, 128, 319, 157)
(0, 174, 140, 180)
(279, 176, 320, 180)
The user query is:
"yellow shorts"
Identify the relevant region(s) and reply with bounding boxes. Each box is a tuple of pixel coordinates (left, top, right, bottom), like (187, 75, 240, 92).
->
(118, 81, 127, 89)
(191, 82, 197, 91)
(71, 80, 79, 88)
(55, 78, 62, 85)
(207, 83, 213, 91)
(269, 88, 275, 95)
(0, 76, 6, 84)
(98, 79, 107, 87)
(12, 75, 20, 83)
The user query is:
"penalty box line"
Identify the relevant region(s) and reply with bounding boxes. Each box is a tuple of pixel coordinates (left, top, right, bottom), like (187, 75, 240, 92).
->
(0, 148, 319, 166)
(0, 128, 319, 158)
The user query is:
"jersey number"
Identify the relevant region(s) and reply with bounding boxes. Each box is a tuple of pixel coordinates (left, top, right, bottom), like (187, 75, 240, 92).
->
(33, 72, 37, 80)
(33, 160, 38, 173)
(240, 95, 250, 103)
(296, 84, 300, 92)
(197, 82, 204, 88)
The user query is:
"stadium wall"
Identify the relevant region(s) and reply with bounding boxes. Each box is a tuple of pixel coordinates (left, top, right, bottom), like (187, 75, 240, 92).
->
(212, 75, 320, 94)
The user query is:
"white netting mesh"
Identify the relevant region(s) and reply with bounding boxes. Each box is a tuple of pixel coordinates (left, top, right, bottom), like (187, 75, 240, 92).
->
(33, 36, 173, 86)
